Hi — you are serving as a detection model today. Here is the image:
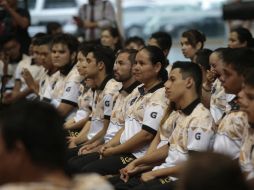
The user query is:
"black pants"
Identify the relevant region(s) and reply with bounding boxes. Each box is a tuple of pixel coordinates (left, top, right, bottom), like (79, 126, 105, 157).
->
(81, 153, 136, 175)
(68, 152, 100, 174)
(109, 175, 176, 190)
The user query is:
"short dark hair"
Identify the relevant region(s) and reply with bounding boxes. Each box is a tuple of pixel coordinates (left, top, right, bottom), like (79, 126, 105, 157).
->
(124, 36, 145, 47)
(140, 46, 168, 82)
(0, 101, 67, 170)
(221, 48, 254, 75)
(51, 33, 79, 55)
(33, 35, 53, 46)
(150, 31, 172, 51)
(244, 68, 254, 88)
(196, 48, 213, 70)
(172, 61, 202, 95)
(231, 27, 254, 48)
(116, 49, 138, 65)
(89, 45, 116, 75)
(78, 43, 94, 57)
(182, 29, 206, 49)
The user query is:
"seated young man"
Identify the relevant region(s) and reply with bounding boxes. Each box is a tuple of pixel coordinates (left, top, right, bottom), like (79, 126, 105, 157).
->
(40, 34, 83, 119)
(212, 48, 254, 159)
(22, 35, 59, 100)
(110, 62, 215, 190)
(67, 45, 122, 147)
(67, 49, 140, 173)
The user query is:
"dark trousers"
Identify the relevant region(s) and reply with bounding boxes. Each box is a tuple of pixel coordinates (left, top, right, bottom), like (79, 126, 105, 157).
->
(68, 152, 100, 174)
(109, 175, 176, 190)
(81, 153, 136, 175)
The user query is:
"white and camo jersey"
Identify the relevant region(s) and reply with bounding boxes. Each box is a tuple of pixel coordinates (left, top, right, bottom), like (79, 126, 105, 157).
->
(157, 110, 178, 148)
(239, 126, 254, 179)
(154, 100, 215, 178)
(51, 66, 84, 107)
(40, 70, 60, 101)
(210, 79, 235, 125)
(87, 77, 122, 140)
(73, 85, 94, 123)
(15, 57, 45, 99)
(213, 98, 248, 159)
(104, 81, 140, 143)
(120, 83, 168, 158)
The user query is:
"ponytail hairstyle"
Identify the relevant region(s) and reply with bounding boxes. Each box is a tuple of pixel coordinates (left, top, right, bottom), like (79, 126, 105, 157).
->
(182, 29, 206, 49)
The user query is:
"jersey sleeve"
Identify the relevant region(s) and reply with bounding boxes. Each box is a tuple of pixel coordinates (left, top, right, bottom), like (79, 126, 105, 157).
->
(103, 94, 114, 120)
(142, 104, 165, 135)
(61, 81, 80, 106)
(187, 115, 215, 152)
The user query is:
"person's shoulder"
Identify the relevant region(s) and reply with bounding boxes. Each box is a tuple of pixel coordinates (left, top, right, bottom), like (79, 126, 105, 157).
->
(193, 103, 213, 119)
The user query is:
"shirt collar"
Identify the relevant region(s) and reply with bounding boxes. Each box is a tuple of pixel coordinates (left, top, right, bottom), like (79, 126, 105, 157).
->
(228, 96, 240, 111)
(138, 82, 164, 96)
(97, 75, 112, 90)
(60, 62, 74, 76)
(181, 98, 200, 115)
(120, 81, 140, 94)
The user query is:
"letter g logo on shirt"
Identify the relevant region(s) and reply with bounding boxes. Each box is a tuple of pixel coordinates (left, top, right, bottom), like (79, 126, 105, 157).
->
(150, 112, 158, 119)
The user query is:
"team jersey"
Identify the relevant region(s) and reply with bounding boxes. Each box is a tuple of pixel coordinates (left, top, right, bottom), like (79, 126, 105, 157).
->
(213, 98, 248, 159)
(73, 85, 94, 123)
(87, 76, 122, 140)
(15, 57, 45, 99)
(153, 100, 215, 179)
(104, 81, 140, 143)
(239, 126, 254, 179)
(158, 110, 178, 148)
(210, 79, 235, 125)
(120, 82, 168, 158)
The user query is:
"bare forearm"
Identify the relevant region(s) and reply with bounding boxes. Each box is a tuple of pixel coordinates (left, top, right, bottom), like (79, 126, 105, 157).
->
(135, 144, 168, 166)
(106, 127, 123, 147)
(67, 117, 89, 130)
(152, 164, 183, 178)
(111, 130, 154, 155)
(145, 132, 161, 155)
(73, 121, 91, 145)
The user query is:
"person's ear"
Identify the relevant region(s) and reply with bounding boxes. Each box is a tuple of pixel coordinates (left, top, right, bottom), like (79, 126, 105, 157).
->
(185, 77, 194, 89)
(154, 62, 162, 74)
(97, 61, 105, 71)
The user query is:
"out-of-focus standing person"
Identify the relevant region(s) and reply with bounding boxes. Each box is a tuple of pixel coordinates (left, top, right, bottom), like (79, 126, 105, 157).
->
(75, 0, 116, 43)
(0, 0, 31, 54)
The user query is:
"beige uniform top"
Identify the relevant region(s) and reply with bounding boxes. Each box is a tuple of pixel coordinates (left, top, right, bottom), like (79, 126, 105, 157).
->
(104, 81, 140, 143)
(213, 98, 248, 159)
(154, 100, 215, 179)
(210, 79, 235, 125)
(87, 76, 122, 140)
